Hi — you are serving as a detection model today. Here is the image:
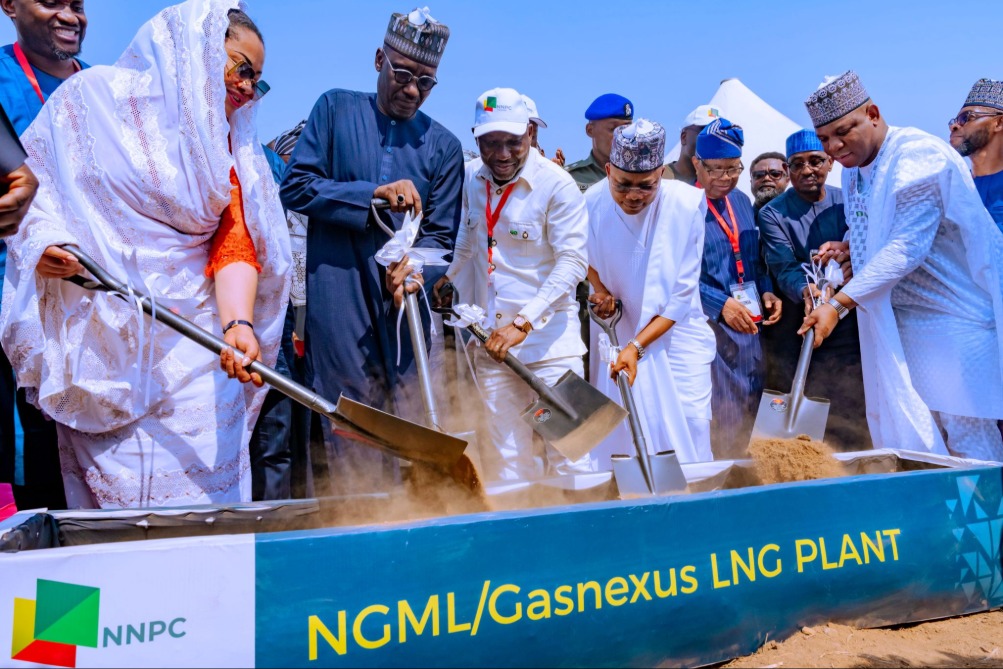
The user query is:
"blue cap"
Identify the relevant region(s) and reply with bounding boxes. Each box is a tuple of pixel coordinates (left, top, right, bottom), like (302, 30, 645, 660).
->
(786, 129, 825, 159)
(696, 118, 744, 159)
(585, 93, 633, 121)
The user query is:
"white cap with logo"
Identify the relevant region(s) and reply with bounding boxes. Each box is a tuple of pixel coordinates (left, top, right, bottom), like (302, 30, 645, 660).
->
(473, 88, 530, 138)
(683, 104, 723, 128)
(521, 94, 547, 128)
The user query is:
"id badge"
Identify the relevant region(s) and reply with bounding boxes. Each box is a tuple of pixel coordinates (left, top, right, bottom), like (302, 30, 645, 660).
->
(730, 282, 763, 323)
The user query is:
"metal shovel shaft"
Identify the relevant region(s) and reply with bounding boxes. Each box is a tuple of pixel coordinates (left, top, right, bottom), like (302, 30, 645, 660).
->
(405, 289, 442, 431)
(786, 328, 816, 433)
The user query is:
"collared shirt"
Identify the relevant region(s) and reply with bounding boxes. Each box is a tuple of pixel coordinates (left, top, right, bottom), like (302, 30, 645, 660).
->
(448, 148, 588, 362)
(565, 151, 605, 193)
(974, 169, 1003, 234)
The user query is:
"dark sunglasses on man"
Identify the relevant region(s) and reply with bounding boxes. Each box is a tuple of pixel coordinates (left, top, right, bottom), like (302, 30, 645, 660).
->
(751, 168, 786, 180)
(947, 109, 1003, 129)
(382, 49, 438, 92)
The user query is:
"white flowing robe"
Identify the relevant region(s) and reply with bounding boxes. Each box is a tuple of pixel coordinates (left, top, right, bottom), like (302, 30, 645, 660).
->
(0, 0, 291, 508)
(840, 126, 1003, 458)
(585, 180, 717, 465)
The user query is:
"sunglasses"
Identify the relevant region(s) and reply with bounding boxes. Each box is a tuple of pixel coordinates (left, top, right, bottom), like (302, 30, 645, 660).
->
(948, 110, 1002, 128)
(384, 52, 438, 92)
(751, 168, 786, 180)
(226, 56, 270, 100)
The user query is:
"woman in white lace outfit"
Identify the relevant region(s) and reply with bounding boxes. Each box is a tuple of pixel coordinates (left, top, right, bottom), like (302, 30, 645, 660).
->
(0, 0, 290, 508)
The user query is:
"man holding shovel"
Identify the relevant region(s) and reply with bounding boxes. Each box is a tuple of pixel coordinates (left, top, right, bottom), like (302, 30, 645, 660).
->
(435, 88, 589, 481)
(585, 119, 717, 465)
(280, 8, 464, 494)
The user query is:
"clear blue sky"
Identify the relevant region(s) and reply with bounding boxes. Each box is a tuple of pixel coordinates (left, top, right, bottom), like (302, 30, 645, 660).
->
(1, 1, 999, 161)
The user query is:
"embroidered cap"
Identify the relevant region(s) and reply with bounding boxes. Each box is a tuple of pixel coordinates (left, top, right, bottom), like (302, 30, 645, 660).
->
(472, 87, 529, 138)
(964, 78, 1003, 112)
(695, 118, 744, 159)
(384, 7, 450, 68)
(805, 70, 870, 128)
(272, 120, 306, 157)
(610, 119, 665, 173)
(785, 129, 825, 159)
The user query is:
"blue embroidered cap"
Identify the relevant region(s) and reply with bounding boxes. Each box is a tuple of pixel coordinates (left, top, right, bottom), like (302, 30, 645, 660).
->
(695, 118, 744, 159)
(785, 129, 825, 159)
(964, 78, 1003, 112)
(585, 93, 634, 121)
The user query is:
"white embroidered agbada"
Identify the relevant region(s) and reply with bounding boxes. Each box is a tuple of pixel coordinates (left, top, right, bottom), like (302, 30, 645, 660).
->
(0, 0, 291, 508)
(585, 179, 717, 466)
(840, 126, 1003, 459)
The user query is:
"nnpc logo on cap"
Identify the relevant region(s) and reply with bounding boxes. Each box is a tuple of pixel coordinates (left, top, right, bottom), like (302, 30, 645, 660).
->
(11, 579, 100, 668)
(483, 96, 497, 112)
(708, 107, 720, 117)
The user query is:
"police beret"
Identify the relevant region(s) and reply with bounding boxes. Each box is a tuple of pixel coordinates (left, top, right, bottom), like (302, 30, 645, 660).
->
(585, 93, 634, 121)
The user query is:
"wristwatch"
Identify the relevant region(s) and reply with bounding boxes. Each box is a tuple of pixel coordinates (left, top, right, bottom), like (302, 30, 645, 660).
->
(628, 338, 646, 360)
(513, 315, 532, 334)
(827, 297, 849, 320)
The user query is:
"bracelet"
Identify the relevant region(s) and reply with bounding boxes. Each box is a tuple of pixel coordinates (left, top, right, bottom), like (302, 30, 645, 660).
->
(628, 338, 645, 360)
(223, 319, 254, 335)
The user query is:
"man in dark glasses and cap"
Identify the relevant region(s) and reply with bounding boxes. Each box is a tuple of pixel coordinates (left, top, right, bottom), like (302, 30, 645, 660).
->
(949, 78, 1003, 233)
(280, 7, 463, 495)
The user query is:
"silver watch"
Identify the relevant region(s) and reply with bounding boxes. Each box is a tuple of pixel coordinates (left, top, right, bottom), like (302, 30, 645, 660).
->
(827, 297, 849, 320)
(628, 338, 646, 360)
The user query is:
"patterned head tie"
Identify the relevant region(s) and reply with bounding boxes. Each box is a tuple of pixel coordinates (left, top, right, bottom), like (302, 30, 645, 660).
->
(964, 78, 1003, 112)
(696, 118, 744, 160)
(610, 118, 665, 173)
(805, 70, 870, 128)
(272, 119, 306, 157)
(384, 7, 450, 68)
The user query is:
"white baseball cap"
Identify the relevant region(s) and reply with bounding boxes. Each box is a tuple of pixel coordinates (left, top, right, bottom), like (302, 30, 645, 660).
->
(521, 94, 547, 128)
(683, 104, 723, 128)
(473, 88, 529, 138)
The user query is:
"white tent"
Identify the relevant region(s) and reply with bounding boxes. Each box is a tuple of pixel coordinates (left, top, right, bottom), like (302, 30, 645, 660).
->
(666, 78, 841, 198)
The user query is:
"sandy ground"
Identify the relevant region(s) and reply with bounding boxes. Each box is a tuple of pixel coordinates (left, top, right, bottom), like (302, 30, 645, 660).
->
(723, 609, 1003, 668)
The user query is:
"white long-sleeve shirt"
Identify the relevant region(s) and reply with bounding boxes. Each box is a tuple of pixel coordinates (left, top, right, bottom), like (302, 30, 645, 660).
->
(448, 149, 588, 363)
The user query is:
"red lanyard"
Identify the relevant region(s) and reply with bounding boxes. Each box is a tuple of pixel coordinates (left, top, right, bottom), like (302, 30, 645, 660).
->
(707, 196, 746, 282)
(13, 43, 79, 105)
(485, 180, 515, 274)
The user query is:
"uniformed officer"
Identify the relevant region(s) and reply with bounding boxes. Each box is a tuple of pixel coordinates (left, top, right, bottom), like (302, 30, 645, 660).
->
(565, 93, 634, 193)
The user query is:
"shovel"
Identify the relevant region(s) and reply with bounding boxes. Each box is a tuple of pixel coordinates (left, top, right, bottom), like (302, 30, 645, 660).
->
(588, 301, 687, 496)
(750, 328, 830, 444)
(58, 244, 468, 472)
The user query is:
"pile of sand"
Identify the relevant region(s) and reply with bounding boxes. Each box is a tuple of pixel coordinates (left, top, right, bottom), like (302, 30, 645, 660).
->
(748, 434, 845, 484)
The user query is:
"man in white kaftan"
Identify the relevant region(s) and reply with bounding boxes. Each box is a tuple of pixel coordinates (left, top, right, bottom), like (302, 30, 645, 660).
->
(585, 119, 716, 466)
(0, 0, 291, 508)
(801, 71, 1003, 461)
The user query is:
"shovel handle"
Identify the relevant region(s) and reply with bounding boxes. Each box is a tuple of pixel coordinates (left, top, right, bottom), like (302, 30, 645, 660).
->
(587, 300, 623, 346)
(59, 245, 342, 421)
(466, 321, 578, 419)
(785, 328, 816, 432)
(404, 288, 442, 431)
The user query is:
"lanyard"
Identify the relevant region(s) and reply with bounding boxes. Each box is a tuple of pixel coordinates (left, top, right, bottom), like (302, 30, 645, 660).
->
(484, 180, 515, 274)
(13, 43, 79, 105)
(707, 196, 746, 282)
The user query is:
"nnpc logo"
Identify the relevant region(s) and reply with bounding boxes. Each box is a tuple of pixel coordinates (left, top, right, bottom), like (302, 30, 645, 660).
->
(11, 579, 99, 668)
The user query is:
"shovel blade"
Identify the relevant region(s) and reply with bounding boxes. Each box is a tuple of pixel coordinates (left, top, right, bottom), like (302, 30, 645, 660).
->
(751, 390, 830, 444)
(334, 395, 468, 469)
(520, 371, 628, 462)
(612, 451, 688, 498)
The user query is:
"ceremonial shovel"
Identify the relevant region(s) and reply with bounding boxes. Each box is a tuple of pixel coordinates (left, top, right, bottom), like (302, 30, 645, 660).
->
(58, 244, 468, 471)
(750, 328, 830, 444)
(588, 302, 687, 497)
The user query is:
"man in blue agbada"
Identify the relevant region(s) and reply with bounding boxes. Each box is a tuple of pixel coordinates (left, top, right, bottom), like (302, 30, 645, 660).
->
(694, 119, 782, 459)
(280, 7, 463, 494)
(0, 0, 88, 510)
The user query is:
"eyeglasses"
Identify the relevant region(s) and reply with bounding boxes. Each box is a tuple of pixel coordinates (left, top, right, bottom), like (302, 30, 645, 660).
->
(611, 180, 659, 195)
(948, 110, 1003, 128)
(788, 156, 829, 172)
(751, 168, 787, 181)
(384, 52, 438, 92)
(226, 55, 270, 99)
(699, 160, 743, 179)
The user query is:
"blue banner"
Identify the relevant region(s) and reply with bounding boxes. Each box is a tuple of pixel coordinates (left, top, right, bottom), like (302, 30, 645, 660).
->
(255, 466, 1003, 668)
